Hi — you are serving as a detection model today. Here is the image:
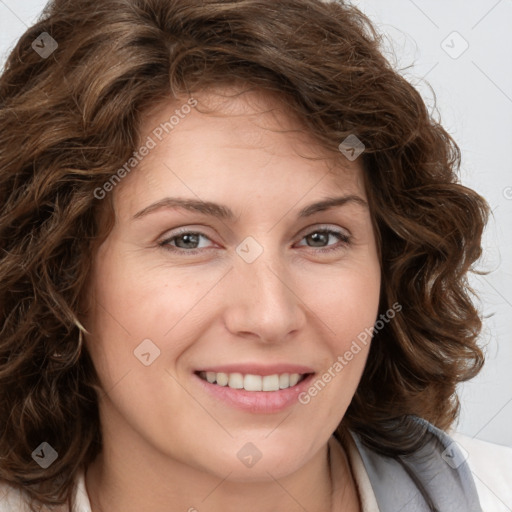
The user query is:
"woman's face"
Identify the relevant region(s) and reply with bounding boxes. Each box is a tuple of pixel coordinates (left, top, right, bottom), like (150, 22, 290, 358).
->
(84, 88, 381, 482)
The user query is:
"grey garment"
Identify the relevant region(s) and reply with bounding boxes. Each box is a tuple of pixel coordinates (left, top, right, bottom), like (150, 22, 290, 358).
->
(348, 417, 483, 512)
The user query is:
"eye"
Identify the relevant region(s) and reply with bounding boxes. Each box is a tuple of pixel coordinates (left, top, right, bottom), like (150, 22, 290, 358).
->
(159, 230, 214, 254)
(295, 228, 351, 253)
(158, 226, 351, 255)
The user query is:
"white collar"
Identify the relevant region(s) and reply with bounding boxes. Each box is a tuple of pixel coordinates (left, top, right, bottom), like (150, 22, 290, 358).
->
(329, 432, 380, 511)
(72, 469, 92, 512)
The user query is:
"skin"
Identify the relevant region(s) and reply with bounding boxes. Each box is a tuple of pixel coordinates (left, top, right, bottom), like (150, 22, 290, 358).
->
(83, 86, 381, 512)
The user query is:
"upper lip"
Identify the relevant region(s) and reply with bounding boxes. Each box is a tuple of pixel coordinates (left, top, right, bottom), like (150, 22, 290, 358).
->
(195, 363, 315, 376)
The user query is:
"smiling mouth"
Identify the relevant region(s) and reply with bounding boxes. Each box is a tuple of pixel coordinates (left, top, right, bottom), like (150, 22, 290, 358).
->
(195, 371, 311, 391)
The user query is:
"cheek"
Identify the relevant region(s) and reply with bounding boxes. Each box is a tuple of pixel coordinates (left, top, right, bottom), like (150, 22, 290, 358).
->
(301, 258, 380, 398)
(296, 274, 379, 420)
(308, 262, 380, 342)
(83, 250, 215, 386)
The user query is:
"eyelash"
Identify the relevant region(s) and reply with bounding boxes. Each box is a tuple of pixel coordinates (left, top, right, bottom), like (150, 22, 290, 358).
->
(158, 227, 352, 255)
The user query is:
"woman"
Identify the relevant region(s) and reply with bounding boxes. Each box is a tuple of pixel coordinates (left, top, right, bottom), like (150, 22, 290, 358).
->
(0, 1, 509, 511)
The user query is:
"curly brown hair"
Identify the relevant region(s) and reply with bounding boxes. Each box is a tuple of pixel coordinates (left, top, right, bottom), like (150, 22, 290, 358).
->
(0, 0, 489, 509)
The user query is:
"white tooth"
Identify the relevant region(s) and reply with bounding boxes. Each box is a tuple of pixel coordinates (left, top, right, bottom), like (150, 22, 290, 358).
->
(289, 373, 300, 386)
(228, 372, 244, 389)
(262, 374, 280, 391)
(208, 371, 304, 391)
(279, 373, 290, 389)
(244, 374, 262, 391)
(216, 372, 229, 386)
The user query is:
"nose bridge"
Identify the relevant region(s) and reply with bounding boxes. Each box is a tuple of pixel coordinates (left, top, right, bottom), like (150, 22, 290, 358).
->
(224, 241, 305, 342)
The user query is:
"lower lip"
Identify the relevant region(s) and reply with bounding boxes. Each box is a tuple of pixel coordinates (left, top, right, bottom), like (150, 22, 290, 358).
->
(193, 373, 315, 414)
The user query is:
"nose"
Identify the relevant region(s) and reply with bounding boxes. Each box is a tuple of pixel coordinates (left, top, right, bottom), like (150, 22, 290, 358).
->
(222, 248, 307, 344)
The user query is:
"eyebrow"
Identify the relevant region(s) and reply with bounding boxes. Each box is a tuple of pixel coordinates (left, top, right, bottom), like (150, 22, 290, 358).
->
(132, 194, 368, 221)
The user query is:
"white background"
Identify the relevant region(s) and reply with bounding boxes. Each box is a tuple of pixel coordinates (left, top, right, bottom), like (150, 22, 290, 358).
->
(1, 0, 510, 447)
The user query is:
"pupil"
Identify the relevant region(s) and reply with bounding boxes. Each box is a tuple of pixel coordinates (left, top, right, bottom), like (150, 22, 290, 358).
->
(308, 232, 327, 247)
(177, 233, 199, 248)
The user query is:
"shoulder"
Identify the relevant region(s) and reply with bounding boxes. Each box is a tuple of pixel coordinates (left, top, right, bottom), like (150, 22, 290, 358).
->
(449, 430, 512, 512)
(347, 417, 496, 512)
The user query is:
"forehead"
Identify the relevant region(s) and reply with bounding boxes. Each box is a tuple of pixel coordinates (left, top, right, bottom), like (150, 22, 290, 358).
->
(140, 85, 348, 162)
(115, 86, 366, 214)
